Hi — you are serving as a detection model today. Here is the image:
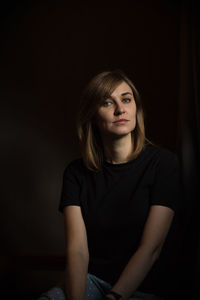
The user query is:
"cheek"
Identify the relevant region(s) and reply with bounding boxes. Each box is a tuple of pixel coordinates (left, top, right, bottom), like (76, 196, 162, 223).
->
(130, 106, 137, 127)
(130, 104, 136, 117)
(94, 112, 110, 131)
(97, 110, 111, 123)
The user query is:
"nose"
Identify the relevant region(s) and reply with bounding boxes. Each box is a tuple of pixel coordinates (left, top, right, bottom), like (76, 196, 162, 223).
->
(114, 102, 125, 116)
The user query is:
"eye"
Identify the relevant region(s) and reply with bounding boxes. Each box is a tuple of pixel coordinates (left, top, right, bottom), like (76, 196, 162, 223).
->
(122, 98, 131, 103)
(102, 100, 113, 107)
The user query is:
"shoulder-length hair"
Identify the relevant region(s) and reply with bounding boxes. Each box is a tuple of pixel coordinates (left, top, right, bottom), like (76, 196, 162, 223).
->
(77, 69, 151, 171)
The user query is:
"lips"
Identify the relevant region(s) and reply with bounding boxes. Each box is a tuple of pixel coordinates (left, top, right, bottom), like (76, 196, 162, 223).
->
(114, 119, 129, 123)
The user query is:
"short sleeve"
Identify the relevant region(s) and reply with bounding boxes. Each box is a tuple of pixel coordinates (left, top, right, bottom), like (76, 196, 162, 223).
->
(150, 150, 181, 212)
(59, 160, 82, 213)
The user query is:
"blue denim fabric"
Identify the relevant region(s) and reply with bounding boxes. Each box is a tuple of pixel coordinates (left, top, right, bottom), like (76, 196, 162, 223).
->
(38, 273, 163, 300)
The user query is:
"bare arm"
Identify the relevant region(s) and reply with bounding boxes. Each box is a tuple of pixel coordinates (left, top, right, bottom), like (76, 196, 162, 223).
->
(63, 205, 89, 300)
(107, 205, 174, 300)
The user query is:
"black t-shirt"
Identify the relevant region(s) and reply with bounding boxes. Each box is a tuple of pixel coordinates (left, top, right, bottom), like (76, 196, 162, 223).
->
(59, 144, 181, 289)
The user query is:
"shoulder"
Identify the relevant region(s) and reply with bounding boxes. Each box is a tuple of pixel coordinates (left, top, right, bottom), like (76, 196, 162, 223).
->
(143, 144, 179, 167)
(145, 145, 181, 212)
(140, 144, 180, 181)
(62, 158, 86, 180)
(143, 145, 181, 190)
(64, 157, 85, 170)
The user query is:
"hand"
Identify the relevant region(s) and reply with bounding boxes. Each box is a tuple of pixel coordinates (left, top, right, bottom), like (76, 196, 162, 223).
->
(103, 290, 123, 300)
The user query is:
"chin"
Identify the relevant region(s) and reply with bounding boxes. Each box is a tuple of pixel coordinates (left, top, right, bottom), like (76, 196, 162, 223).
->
(108, 130, 132, 138)
(113, 127, 135, 135)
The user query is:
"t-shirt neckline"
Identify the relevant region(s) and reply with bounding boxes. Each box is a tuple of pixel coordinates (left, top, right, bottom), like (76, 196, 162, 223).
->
(103, 146, 147, 169)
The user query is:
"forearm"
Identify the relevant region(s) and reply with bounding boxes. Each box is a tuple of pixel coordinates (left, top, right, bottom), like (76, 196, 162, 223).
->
(64, 250, 89, 300)
(110, 246, 160, 299)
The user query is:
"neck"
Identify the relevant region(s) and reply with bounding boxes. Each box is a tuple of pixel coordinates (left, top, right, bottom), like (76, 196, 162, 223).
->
(101, 134, 134, 164)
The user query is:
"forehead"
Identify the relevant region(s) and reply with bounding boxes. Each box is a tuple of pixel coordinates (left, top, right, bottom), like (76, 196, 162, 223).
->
(110, 81, 132, 97)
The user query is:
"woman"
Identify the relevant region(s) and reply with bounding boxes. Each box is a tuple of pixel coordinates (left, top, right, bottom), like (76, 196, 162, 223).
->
(39, 70, 180, 300)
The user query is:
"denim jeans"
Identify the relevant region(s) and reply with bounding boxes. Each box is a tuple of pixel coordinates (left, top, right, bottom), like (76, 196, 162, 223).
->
(38, 273, 163, 300)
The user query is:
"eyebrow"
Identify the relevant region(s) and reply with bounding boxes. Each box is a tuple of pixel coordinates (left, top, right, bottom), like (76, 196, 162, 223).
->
(104, 91, 133, 101)
(121, 92, 133, 96)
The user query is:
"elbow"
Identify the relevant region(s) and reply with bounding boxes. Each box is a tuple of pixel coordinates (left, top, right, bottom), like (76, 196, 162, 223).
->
(66, 246, 89, 263)
(152, 244, 163, 262)
(65, 249, 89, 270)
(139, 242, 163, 263)
(153, 250, 160, 262)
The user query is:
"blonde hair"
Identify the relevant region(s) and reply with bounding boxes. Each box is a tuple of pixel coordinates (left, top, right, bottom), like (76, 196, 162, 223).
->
(77, 69, 152, 171)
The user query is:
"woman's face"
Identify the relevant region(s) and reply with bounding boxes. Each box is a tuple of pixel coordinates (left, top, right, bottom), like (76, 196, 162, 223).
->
(94, 81, 137, 139)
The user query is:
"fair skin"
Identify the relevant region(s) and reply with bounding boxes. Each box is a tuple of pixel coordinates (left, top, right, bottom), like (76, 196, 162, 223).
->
(62, 206, 89, 300)
(62, 81, 174, 300)
(95, 81, 136, 164)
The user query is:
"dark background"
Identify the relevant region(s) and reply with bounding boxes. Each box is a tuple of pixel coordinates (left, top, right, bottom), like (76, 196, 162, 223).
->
(0, 0, 199, 299)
